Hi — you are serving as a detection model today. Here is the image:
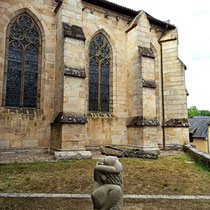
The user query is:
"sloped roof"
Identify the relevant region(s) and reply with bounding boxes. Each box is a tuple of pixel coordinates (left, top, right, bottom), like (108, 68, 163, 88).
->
(189, 116, 210, 138)
(82, 0, 137, 17)
(82, 0, 176, 29)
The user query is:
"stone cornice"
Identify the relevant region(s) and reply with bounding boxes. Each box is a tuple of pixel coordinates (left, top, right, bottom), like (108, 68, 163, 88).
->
(165, 118, 189, 127)
(127, 116, 160, 127)
(63, 22, 86, 41)
(52, 112, 88, 124)
(142, 79, 156, 89)
(139, 46, 155, 59)
(64, 66, 86, 78)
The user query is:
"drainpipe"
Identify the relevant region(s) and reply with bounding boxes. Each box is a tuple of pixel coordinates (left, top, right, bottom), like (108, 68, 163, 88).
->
(54, 0, 63, 14)
(158, 25, 168, 150)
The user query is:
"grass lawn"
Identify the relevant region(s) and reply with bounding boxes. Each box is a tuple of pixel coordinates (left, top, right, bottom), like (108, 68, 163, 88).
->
(1, 198, 210, 210)
(0, 154, 209, 195)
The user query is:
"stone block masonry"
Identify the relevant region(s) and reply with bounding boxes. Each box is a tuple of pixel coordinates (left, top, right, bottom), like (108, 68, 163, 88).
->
(184, 145, 210, 168)
(0, 0, 189, 152)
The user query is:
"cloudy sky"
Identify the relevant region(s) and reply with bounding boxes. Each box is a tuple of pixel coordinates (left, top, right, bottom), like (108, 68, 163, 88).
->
(110, 0, 210, 110)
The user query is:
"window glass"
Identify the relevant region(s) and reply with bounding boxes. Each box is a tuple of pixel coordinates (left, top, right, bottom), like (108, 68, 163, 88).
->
(89, 33, 111, 112)
(5, 13, 40, 108)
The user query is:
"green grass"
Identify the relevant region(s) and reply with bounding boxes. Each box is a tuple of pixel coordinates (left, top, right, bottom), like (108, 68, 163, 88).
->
(0, 154, 209, 195)
(173, 154, 210, 173)
(172, 154, 193, 162)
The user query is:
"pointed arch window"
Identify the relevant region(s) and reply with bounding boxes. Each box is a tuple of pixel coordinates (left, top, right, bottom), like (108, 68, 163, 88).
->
(89, 33, 112, 112)
(5, 13, 41, 108)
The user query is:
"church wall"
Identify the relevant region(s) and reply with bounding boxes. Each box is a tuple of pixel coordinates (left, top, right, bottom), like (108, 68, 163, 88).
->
(81, 3, 130, 146)
(162, 38, 188, 119)
(62, 0, 83, 26)
(54, 7, 64, 115)
(62, 36, 86, 115)
(85, 117, 127, 147)
(0, 0, 189, 151)
(161, 30, 189, 146)
(51, 0, 88, 150)
(165, 127, 189, 146)
(149, 26, 163, 145)
(127, 127, 143, 146)
(126, 13, 160, 150)
(127, 26, 143, 117)
(141, 55, 156, 119)
(0, 0, 57, 149)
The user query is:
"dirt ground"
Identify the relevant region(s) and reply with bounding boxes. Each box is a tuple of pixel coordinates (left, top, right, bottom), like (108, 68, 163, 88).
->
(0, 152, 210, 209)
(0, 198, 210, 210)
(0, 155, 209, 195)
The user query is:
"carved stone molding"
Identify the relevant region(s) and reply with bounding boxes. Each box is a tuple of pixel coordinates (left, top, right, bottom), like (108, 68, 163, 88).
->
(64, 66, 86, 78)
(139, 46, 155, 59)
(63, 22, 86, 41)
(165, 118, 189, 127)
(142, 79, 156, 88)
(127, 116, 160, 127)
(52, 112, 88, 124)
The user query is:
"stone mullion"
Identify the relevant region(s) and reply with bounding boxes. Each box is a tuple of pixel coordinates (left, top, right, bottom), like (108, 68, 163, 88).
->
(20, 45, 26, 108)
(98, 59, 101, 112)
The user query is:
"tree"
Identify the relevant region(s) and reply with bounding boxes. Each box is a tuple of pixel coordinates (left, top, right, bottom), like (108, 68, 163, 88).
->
(188, 106, 210, 118)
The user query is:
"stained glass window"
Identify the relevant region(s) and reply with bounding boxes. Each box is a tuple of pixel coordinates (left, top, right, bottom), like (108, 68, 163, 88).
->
(5, 13, 41, 108)
(89, 33, 111, 112)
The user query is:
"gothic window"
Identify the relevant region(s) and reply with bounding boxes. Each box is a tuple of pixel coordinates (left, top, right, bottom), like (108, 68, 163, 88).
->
(89, 33, 112, 112)
(5, 13, 41, 108)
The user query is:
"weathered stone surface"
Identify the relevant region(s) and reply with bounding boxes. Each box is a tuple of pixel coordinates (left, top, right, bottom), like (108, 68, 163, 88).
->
(127, 116, 160, 127)
(92, 156, 123, 210)
(0, 0, 188, 151)
(124, 149, 158, 159)
(22, 140, 38, 148)
(0, 140, 10, 148)
(100, 146, 124, 157)
(164, 144, 183, 151)
(142, 79, 156, 89)
(165, 118, 189, 127)
(53, 112, 88, 124)
(165, 127, 189, 146)
(139, 46, 155, 58)
(100, 145, 158, 159)
(63, 22, 86, 41)
(64, 66, 86, 78)
(54, 151, 92, 160)
(183, 144, 210, 168)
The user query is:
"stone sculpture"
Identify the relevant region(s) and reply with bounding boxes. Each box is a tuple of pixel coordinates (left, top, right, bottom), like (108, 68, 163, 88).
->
(92, 156, 123, 210)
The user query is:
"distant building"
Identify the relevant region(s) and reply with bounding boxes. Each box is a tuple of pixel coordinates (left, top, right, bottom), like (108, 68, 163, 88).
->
(189, 116, 210, 154)
(0, 0, 189, 152)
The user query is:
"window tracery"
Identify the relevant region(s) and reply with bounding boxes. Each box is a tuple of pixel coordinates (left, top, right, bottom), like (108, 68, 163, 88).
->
(5, 13, 41, 108)
(89, 33, 112, 112)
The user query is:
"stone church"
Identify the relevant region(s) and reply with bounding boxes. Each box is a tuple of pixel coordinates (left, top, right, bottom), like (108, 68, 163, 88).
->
(0, 0, 189, 154)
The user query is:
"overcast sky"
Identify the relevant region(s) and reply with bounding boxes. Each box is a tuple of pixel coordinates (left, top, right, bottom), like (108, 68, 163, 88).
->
(110, 0, 210, 110)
